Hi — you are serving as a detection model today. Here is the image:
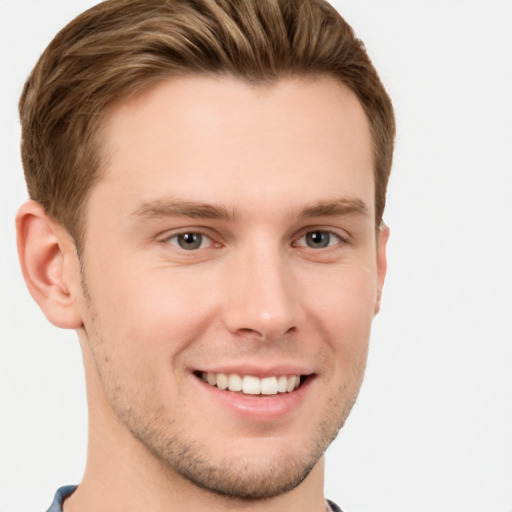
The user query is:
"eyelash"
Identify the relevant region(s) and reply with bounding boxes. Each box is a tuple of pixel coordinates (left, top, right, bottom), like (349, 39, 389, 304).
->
(162, 230, 217, 251)
(161, 228, 347, 252)
(293, 230, 344, 250)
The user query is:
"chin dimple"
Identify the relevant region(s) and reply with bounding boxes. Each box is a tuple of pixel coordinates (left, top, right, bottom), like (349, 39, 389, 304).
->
(200, 372, 301, 395)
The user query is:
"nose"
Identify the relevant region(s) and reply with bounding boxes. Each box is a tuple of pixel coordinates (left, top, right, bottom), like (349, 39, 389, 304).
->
(221, 243, 299, 341)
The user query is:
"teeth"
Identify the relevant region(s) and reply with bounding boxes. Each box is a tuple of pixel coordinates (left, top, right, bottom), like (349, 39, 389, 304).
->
(243, 375, 261, 395)
(216, 373, 228, 390)
(261, 376, 278, 395)
(228, 373, 242, 392)
(201, 372, 302, 395)
(277, 375, 288, 393)
(286, 375, 297, 392)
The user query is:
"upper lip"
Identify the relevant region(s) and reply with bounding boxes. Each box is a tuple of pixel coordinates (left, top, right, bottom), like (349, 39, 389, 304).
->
(192, 364, 315, 378)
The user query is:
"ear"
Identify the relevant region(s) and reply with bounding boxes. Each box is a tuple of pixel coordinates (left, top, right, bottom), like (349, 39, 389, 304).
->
(374, 223, 390, 315)
(16, 200, 83, 329)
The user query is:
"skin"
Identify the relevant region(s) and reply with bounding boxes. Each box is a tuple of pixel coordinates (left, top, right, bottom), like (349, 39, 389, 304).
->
(17, 75, 388, 512)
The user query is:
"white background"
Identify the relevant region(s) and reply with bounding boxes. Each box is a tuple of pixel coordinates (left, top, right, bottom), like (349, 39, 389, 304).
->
(1, 1, 511, 511)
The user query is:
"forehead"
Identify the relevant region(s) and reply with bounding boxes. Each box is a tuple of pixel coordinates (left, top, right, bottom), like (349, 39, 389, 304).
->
(92, 75, 374, 222)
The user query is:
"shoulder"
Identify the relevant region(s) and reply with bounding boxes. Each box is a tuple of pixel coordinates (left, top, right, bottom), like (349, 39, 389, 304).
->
(45, 486, 77, 512)
(327, 498, 345, 512)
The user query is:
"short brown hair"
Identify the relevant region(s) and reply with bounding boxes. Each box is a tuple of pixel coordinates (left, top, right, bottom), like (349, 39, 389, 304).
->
(19, 0, 395, 247)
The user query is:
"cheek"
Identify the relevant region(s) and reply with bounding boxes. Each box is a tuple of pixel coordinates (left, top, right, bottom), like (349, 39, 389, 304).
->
(84, 260, 219, 358)
(300, 263, 376, 382)
(302, 262, 377, 333)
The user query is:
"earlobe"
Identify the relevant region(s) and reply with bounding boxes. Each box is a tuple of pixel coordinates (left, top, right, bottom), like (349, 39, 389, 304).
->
(16, 200, 83, 329)
(374, 223, 390, 315)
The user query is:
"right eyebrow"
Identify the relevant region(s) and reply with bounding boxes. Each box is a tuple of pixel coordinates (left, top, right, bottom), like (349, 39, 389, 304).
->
(130, 199, 237, 222)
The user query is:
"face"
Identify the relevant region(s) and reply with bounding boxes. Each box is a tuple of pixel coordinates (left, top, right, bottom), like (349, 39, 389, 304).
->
(76, 75, 387, 499)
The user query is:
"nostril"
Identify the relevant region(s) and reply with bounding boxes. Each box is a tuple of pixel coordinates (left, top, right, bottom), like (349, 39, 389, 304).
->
(232, 325, 297, 342)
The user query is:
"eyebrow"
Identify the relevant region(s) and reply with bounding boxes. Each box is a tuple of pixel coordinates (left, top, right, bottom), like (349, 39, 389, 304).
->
(130, 199, 237, 222)
(130, 196, 369, 222)
(298, 197, 370, 219)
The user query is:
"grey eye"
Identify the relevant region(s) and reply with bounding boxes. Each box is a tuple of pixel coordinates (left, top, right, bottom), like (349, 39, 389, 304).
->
(305, 231, 331, 248)
(297, 230, 341, 249)
(175, 233, 205, 250)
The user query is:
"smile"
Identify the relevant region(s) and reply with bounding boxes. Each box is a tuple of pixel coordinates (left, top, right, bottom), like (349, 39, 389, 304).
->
(199, 372, 302, 395)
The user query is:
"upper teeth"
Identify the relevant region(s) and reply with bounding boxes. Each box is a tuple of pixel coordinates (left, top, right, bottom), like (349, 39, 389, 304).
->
(201, 372, 301, 395)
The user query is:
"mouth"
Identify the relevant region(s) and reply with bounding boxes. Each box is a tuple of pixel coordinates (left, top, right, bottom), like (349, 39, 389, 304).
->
(194, 371, 309, 396)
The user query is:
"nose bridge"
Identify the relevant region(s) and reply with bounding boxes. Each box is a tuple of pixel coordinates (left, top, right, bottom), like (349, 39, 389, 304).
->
(222, 238, 298, 339)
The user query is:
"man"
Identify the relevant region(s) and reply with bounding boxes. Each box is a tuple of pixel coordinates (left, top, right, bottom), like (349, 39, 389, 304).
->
(15, 0, 394, 510)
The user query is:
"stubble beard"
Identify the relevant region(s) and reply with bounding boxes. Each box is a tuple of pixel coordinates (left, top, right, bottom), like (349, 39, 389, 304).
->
(112, 385, 355, 501)
(94, 356, 359, 501)
(79, 267, 364, 501)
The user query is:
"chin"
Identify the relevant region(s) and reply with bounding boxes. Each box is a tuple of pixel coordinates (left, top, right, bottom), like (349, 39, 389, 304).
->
(131, 406, 345, 501)
(169, 448, 320, 500)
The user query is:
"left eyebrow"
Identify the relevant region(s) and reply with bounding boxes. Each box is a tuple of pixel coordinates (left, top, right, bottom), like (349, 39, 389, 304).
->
(298, 197, 370, 219)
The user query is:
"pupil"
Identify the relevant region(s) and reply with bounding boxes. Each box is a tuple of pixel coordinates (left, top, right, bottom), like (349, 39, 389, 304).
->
(307, 231, 329, 248)
(179, 233, 202, 249)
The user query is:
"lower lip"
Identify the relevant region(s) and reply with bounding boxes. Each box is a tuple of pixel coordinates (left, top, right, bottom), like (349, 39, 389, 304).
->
(194, 375, 313, 422)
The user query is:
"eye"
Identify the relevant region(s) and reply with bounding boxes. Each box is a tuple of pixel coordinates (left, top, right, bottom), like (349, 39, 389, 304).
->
(167, 232, 213, 251)
(296, 230, 342, 249)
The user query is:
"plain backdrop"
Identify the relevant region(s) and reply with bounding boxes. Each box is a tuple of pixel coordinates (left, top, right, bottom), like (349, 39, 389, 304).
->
(1, 1, 511, 511)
